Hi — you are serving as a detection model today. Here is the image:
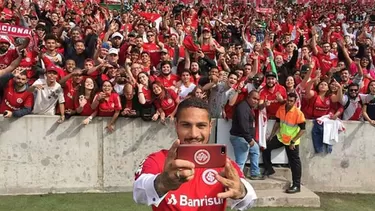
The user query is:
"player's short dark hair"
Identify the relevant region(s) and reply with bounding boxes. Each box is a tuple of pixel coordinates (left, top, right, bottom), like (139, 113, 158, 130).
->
(175, 98, 210, 121)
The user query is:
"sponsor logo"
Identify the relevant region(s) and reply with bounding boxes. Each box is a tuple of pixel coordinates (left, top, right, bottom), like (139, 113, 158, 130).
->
(202, 169, 218, 185)
(194, 149, 210, 165)
(167, 194, 224, 207)
(167, 194, 177, 205)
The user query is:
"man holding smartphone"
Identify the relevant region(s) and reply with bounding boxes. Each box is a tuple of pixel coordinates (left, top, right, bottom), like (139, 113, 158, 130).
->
(263, 93, 306, 194)
(133, 98, 257, 210)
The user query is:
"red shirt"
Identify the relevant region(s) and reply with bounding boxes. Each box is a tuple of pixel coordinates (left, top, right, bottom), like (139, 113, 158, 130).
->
(316, 52, 337, 77)
(142, 86, 152, 103)
(154, 90, 178, 116)
(156, 74, 179, 89)
(74, 97, 96, 116)
(143, 43, 161, 67)
(259, 84, 287, 118)
(134, 150, 244, 211)
(0, 80, 34, 113)
(200, 40, 220, 60)
(305, 92, 331, 119)
(96, 92, 122, 117)
(63, 79, 79, 111)
(0, 48, 18, 69)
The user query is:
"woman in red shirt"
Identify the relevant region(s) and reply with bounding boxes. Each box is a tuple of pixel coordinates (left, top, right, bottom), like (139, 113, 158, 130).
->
(75, 77, 98, 124)
(91, 81, 122, 132)
(198, 28, 225, 60)
(151, 81, 179, 124)
(137, 72, 156, 121)
(304, 76, 342, 153)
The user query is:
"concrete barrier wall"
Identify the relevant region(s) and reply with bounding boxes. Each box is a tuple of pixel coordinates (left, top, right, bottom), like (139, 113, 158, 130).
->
(0, 116, 374, 194)
(0, 116, 216, 195)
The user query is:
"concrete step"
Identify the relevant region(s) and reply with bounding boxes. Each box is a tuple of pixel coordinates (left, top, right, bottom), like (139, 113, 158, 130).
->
(254, 166, 292, 181)
(247, 175, 290, 190)
(255, 186, 321, 207)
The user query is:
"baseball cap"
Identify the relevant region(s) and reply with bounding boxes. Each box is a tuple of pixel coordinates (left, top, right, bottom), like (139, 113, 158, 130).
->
(108, 48, 119, 55)
(0, 37, 10, 44)
(161, 48, 168, 54)
(111, 32, 124, 41)
(265, 71, 277, 78)
(47, 65, 59, 73)
(203, 27, 211, 32)
(102, 42, 110, 50)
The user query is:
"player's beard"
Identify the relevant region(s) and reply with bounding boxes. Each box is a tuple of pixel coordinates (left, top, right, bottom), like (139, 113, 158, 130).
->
(182, 137, 205, 144)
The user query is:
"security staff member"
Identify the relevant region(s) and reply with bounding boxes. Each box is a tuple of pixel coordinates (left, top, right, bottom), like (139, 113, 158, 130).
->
(262, 92, 306, 194)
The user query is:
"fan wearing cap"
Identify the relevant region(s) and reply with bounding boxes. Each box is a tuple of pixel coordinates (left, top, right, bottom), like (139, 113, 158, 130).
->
(28, 14, 39, 30)
(199, 27, 225, 60)
(111, 32, 124, 49)
(29, 66, 65, 123)
(0, 47, 23, 79)
(0, 69, 33, 118)
(0, 36, 29, 70)
(258, 72, 287, 119)
(106, 48, 120, 66)
(95, 42, 111, 63)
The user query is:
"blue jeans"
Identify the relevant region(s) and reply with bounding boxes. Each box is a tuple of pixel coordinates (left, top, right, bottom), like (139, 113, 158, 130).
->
(312, 120, 332, 153)
(230, 135, 260, 176)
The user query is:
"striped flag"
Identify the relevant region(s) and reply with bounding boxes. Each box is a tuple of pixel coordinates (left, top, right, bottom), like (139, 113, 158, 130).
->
(258, 108, 268, 149)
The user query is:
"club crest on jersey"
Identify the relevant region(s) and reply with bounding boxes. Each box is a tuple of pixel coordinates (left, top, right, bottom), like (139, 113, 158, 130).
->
(325, 99, 330, 105)
(194, 149, 210, 165)
(202, 169, 218, 185)
(16, 98, 23, 104)
(167, 98, 173, 104)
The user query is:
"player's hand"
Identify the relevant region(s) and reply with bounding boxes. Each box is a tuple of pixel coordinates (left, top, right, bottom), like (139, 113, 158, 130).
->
(215, 158, 247, 200)
(155, 140, 195, 195)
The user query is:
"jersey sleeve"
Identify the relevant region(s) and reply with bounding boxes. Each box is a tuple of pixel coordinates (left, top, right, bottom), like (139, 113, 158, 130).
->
(133, 151, 167, 207)
(135, 151, 165, 180)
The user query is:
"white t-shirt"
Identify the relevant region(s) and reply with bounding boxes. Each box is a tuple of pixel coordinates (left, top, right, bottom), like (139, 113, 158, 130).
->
(32, 79, 65, 115)
(178, 83, 196, 100)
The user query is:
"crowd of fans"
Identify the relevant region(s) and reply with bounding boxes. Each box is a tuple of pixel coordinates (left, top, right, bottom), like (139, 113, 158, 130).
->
(1, 0, 375, 133)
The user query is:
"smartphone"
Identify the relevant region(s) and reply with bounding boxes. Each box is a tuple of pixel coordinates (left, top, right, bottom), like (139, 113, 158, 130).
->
(176, 144, 227, 168)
